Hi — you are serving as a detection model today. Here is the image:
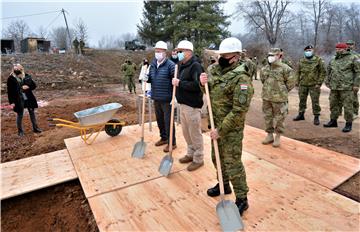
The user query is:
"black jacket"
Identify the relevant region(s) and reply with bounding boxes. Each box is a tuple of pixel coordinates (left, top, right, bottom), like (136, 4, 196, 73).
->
(176, 56, 204, 108)
(7, 73, 38, 113)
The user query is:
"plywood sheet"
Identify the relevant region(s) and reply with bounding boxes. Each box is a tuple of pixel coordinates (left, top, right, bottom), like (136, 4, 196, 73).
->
(1, 149, 77, 200)
(65, 124, 189, 198)
(243, 125, 360, 189)
(88, 149, 359, 231)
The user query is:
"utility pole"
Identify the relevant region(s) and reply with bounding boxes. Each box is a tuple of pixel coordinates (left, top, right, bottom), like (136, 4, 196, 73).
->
(61, 8, 72, 49)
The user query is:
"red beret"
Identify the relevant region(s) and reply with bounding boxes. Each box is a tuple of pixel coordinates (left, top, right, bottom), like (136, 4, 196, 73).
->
(335, 43, 348, 49)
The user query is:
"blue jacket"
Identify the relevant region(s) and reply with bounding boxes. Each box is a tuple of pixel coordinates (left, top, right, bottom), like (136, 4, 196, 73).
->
(148, 58, 175, 102)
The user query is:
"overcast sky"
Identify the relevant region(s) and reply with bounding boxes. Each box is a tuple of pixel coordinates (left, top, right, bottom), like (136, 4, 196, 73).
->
(0, 0, 357, 47)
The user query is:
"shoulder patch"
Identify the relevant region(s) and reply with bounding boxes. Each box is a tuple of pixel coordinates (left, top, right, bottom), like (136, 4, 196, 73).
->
(240, 84, 248, 90)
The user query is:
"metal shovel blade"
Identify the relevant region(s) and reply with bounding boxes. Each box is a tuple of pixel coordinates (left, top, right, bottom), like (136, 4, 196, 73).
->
(216, 200, 244, 231)
(158, 154, 173, 177)
(131, 140, 146, 158)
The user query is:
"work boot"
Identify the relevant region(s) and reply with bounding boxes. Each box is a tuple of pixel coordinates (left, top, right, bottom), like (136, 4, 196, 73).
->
(179, 155, 193, 163)
(33, 127, 42, 133)
(187, 161, 204, 171)
(313, 115, 320, 126)
(235, 197, 249, 216)
(293, 112, 305, 121)
(342, 122, 352, 133)
(262, 133, 274, 145)
(163, 144, 177, 152)
(18, 129, 24, 137)
(155, 139, 168, 146)
(207, 183, 232, 197)
(272, 133, 281, 147)
(323, 119, 338, 128)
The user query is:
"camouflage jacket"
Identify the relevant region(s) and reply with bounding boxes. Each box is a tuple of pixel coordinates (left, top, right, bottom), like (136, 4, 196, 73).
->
(121, 62, 137, 76)
(296, 55, 326, 86)
(204, 62, 254, 137)
(326, 52, 360, 90)
(240, 58, 257, 78)
(260, 62, 296, 102)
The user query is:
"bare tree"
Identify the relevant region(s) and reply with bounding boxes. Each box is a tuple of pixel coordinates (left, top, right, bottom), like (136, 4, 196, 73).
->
(3, 20, 32, 51)
(37, 26, 48, 39)
(236, 0, 292, 46)
(345, 3, 360, 49)
(74, 18, 89, 42)
(51, 26, 75, 49)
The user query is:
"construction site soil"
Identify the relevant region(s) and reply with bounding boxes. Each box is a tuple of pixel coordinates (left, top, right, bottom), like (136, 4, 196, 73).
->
(1, 51, 359, 231)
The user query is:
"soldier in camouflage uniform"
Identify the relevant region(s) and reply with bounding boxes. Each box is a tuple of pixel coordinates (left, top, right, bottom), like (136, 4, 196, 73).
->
(346, 40, 359, 119)
(121, 59, 137, 93)
(280, 48, 294, 68)
(324, 43, 360, 132)
(200, 37, 254, 216)
(260, 48, 296, 147)
(293, 45, 326, 125)
(240, 49, 257, 80)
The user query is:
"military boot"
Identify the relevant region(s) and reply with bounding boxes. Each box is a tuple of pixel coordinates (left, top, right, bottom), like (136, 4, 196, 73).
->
(18, 129, 24, 137)
(272, 133, 281, 147)
(262, 133, 274, 145)
(323, 119, 337, 128)
(235, 197, 249, 216)
(207, 183, 232, 197)
(313, 115, 320, 125)
(342, 122, 352, 133)
(293, 112, 305, 121)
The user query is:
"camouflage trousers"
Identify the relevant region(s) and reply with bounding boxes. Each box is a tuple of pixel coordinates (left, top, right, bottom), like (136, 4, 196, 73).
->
(298, 85, 321, 115)
(262, 100, 288, 134)
(353, 89, 359, 115)
(329, 90, 353, 122)
(211, 131, 248, 199)
(126, 75, 136, 93)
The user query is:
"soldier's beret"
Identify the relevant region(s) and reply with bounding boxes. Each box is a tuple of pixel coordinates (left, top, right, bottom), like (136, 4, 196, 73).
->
(304, 45, 314, 50)
(346, 40, 355, 45)
(268, 48, 281, 55)
(335, 43, 348, 49)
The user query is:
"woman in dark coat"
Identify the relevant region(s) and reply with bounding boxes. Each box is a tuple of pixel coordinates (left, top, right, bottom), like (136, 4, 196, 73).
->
(7, 64, 41, 136)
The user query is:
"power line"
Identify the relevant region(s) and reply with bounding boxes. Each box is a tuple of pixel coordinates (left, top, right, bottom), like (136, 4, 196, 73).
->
(1, 10, 61, 20)
(44, 12, 62, 31)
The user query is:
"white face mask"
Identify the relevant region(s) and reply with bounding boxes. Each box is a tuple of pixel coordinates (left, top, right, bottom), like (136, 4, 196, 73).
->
(155, 52, 164, 61)
(268, 56, 277, 63)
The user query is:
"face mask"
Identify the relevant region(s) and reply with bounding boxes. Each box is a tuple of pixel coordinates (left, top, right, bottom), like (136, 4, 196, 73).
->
(155, 52, 164, 61)
(172, 54, 178, 59)
(178, 52, 185, 62)
(304, 51, 313, 58)
(218, 56, 234, 68)
(268, 56, 277, 63)
(14, 70, 22, 75)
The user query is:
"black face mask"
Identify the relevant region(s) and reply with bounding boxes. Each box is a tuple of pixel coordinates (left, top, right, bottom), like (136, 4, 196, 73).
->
(144, 62, 149, 65)
(14, 70, 22, 75)
(218, 56, 235, 68)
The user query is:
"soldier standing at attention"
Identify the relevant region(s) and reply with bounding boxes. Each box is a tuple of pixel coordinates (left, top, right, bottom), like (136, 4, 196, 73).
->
(323, 43, 360, 132)
(72, 38, 79, 54)
(200, 37, 254, 216)
(346, 40, 359, 119)
(261, 48, 296, 147)
(293, 45, 326, 125)
(121, 58, 137, 94)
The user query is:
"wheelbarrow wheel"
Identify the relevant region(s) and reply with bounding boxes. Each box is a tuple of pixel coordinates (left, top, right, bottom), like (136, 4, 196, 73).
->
(105, 119, 122, 137)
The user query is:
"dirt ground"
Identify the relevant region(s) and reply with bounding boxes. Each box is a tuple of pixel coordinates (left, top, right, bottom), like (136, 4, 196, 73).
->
(1, 52, 359, 231)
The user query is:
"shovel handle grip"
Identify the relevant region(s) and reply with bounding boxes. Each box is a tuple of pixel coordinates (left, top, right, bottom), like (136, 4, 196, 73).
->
(168, 64, 178, 155)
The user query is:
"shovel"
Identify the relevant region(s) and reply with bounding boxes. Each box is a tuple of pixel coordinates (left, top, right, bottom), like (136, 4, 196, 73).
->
(159, 65, 178, 176)
(131, 81, 147, 158)
(204, 82, 244, 231)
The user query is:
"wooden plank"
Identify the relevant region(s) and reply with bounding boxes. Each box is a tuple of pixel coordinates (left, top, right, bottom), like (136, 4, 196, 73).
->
(88, 149, 359, 231)
(243, 125, 360, 189)
(1, 149, 77, 200)
(65, 124, 189, 198)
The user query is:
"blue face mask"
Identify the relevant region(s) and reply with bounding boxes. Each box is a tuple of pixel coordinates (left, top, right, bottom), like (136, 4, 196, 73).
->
(304, 51, 313, 58)
(178, 52, 185, 61)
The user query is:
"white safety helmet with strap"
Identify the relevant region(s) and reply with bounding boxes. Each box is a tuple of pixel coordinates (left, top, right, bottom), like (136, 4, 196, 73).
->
(154, 41, 168, 50)
(217, 37, 242, 54)
(176, 40, 194, 51)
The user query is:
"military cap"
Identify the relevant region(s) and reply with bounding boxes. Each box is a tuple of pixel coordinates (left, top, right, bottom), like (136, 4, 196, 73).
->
(268, 48, 282, 55)
(304, 44, 314, 50)
(346, 40, 355, 45)
(335, 43, 348, 49)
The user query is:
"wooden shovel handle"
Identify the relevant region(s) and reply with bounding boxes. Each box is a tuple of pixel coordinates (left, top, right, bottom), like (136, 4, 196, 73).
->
(168, 65, 178, 156)
(141, 82, 147, 139)
(205, 82, 226, 200)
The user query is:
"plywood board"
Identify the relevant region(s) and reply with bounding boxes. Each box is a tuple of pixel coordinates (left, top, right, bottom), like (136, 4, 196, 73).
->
(65, 124, 189, 198)
(243, 125, 360, 189)
(88, 149, 359, 231)
(1, 149, 77, 200)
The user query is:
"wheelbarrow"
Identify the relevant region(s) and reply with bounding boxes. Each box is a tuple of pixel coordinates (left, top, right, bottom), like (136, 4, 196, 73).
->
(48, 103, 125, 145)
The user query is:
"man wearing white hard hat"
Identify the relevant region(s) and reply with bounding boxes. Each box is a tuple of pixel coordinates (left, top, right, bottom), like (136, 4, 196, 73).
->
(147, 41, 177, 151)
(172, 40, 204, 171)
(199, 37, 254, 216)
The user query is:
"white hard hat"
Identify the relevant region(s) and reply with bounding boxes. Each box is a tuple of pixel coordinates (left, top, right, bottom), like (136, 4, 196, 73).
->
(217, 37, 242, 54)
(176, 40, 193, 51)
(155, 41, 167, 50)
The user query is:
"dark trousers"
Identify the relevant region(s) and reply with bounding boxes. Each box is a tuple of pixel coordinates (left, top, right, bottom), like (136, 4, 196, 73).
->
(17, 107, 38, 132)
(154, 100, 176, 145)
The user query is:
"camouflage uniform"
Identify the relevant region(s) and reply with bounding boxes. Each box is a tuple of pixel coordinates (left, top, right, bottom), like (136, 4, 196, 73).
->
(296, 55, 326, 115)
(350, 51, 359, 116)
(326, 51, 360, 122)
(206, 62, 254, 199)
(261, 57, 296, 134)
(121, 60, 137, 93)
(240, 56, 257, 81)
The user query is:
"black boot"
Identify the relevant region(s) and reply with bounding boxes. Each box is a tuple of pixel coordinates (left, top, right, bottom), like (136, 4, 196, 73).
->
(323, 119, 337, 127)
(342, 122, 352, 133)
(293, 112, 305, 121)
(33, 127, 42, 133)
(18, 129, 24, 137)
(235, 197, 249, 216)
(313, 115, 320, 125)
(207, 183, 232, 197)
